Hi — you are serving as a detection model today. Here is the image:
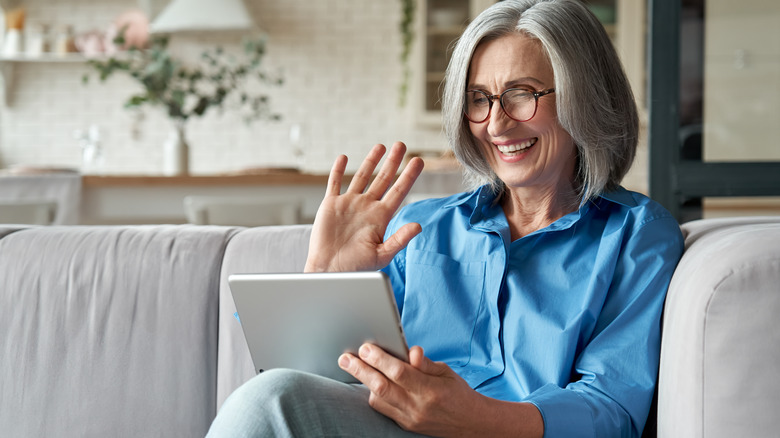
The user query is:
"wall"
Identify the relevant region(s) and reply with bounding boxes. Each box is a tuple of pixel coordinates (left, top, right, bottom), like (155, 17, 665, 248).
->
(0, 0, 648, 193)
(0, 0, 447, 175)
(702, 0, 780, 162)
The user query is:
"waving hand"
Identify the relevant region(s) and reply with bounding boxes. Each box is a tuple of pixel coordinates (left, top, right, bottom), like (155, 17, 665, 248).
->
(304, 142, 424, 273)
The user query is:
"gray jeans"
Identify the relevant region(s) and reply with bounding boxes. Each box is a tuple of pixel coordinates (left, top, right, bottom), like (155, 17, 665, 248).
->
(207, 368, 430, 437)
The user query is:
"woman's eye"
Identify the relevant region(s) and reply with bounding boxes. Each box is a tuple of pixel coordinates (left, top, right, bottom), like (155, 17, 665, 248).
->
(505, 89, 534, 103)
(468, 93, 489, 106)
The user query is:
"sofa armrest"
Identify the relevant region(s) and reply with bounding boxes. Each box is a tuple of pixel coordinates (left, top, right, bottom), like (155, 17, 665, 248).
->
(658, 217, 780, 437)
(216, 224, 313, 411)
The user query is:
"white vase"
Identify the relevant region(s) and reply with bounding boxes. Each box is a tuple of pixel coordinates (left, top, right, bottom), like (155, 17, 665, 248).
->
(163, 122, 189, 176)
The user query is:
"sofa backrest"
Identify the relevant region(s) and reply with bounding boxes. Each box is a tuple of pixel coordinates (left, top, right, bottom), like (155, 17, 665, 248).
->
(0, 225, 240, 437)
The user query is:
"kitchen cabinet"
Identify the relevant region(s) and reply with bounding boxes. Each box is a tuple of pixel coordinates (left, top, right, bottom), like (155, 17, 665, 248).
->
(412, 0, 647, 126)
(412, 0, 495, 127)
(607, 0, 647, 112)
(583, 0, 647, 110)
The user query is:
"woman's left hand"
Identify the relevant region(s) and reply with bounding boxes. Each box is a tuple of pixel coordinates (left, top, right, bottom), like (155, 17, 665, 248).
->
(338, 344, 489, 437)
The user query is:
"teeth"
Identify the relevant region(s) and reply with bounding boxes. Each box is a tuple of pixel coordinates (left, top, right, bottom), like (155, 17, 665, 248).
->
(496, 139, 536, 155)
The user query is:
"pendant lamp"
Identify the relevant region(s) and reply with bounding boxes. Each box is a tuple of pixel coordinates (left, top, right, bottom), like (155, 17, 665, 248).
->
(149, 0, 254, 33)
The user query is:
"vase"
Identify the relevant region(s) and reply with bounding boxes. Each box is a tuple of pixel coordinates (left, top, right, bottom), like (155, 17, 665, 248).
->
(163, 122, 189, 176)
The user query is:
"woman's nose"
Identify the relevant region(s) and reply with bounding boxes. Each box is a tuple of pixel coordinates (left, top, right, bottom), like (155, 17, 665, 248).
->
(486, 103, 517, 138)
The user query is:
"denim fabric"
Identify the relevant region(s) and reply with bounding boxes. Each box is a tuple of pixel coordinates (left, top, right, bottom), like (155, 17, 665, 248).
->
(207, 369, 429, 438)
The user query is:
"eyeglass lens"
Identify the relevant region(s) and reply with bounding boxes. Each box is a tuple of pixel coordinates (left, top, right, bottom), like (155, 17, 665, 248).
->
(464, 89, 539, 123)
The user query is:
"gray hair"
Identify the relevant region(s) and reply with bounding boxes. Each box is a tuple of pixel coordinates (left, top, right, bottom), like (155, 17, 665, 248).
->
(443, 0, 638, 203)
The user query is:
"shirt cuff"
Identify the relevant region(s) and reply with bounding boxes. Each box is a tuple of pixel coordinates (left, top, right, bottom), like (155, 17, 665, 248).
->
(524, 384, 594, 438)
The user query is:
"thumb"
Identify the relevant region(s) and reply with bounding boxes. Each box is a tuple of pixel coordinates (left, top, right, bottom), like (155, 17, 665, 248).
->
(377, 222, 422, 264)
(409, 345, 448, 376)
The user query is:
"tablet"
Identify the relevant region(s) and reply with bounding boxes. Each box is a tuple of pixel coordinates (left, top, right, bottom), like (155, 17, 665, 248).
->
(228, 271, 409, 383)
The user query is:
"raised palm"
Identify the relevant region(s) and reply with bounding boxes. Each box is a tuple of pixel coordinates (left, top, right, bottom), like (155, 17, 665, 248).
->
(304, 142, 424, 273)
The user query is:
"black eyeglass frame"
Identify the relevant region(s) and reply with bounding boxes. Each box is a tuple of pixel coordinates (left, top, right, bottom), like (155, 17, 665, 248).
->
(463, 88, 556, 123)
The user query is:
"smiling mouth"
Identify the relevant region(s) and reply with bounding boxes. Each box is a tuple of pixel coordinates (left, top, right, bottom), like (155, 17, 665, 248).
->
(496, 138, 537, 156)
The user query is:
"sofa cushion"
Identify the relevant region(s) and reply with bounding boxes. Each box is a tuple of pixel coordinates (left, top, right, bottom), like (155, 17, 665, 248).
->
(658, 217, 780, 437)
(0, 225, 239, 437)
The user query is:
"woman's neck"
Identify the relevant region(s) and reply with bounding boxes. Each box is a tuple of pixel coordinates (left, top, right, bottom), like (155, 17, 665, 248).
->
(500, 184, 579, 240)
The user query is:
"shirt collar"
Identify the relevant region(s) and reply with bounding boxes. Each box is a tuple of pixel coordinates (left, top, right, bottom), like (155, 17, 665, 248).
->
(449, 184, 637, 235)
(597, 186, 638, 208)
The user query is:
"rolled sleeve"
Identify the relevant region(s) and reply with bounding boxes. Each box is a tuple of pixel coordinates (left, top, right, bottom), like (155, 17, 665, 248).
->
(525, 384, 595, 437)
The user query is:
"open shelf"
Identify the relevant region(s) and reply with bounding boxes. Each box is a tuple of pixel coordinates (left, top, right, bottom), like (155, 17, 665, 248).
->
(0, 53, 90, 106)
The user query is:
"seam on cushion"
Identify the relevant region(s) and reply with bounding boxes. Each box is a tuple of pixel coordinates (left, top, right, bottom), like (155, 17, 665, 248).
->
(700, 256, 780, 438)
(217, 226, 249, 276)
(212, 226, 247, 402)
(701, 264, 737, 438)
(0, 226, 36, 242)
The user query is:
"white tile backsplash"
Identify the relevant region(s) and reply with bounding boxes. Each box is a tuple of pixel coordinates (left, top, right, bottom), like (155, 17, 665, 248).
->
(0, 0, 447, 175)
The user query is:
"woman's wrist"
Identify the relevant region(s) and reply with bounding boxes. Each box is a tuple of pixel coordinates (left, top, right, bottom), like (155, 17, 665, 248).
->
(464, 395, 544, 438)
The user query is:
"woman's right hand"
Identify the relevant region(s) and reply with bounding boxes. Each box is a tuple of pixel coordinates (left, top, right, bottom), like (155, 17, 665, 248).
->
(304, 142, 424, 273)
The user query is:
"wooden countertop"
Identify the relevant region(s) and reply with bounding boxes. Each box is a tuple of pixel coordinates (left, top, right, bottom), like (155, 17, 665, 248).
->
(81, 171, 342, 187)
(80, 155, 461, 188)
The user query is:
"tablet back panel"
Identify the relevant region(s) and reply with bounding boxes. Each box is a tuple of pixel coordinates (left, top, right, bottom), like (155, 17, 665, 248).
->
(229, 272, 408, 382)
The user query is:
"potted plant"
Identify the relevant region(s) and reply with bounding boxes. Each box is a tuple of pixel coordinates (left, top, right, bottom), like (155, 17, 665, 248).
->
(84, 32, 282, 175)
(399, 0, 415, 107)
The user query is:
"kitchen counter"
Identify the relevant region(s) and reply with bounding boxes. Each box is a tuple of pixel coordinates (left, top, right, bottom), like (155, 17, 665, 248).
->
(80, 168, 467, 225)
(80, 172, 343, 225)
(0, 167, 464, 225)
(81, 171, 335, 188)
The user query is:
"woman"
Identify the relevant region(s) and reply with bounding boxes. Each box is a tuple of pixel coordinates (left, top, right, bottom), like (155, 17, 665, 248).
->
(208, 0, 683, 437)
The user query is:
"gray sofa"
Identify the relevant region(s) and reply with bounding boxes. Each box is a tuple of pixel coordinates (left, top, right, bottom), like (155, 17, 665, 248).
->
(0, 217, 778, 437)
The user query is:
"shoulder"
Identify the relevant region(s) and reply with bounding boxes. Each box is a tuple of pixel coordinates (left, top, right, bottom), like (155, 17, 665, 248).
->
(595, 186, 684, 253)
(598, 187, 678, 226)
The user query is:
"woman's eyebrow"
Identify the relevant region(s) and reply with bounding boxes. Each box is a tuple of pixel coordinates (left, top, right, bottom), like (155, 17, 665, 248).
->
(466, 76, 546, 90)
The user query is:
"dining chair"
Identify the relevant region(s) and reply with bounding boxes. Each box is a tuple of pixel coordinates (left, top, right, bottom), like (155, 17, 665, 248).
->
(183, 196, 302, 227)
(0, 200, 58, 225)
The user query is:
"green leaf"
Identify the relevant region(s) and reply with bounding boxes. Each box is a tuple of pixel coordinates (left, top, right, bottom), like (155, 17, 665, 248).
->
(81, 33, 284, 123)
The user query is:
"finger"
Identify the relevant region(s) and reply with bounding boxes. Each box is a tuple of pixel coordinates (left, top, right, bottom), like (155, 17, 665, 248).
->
(409, 345, 450, 377)
(338, 352, 396, 396)
(408, 345, 426, 369)
(380, 156, 424, 209)
(339, 356, 409, 431)
(364, 141, 408, 199)
(326, 155, 348, 197)
(347, 144, 386, 194)
(358, 343, 414, 387)
(376, 222, 422, 266)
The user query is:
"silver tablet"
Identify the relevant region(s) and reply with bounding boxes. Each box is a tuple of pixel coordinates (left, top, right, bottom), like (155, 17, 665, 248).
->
(228, 271, 409, 383)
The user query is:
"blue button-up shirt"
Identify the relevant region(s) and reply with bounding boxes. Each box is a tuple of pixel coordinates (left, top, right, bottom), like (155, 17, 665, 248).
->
(382, 185, 684, 438)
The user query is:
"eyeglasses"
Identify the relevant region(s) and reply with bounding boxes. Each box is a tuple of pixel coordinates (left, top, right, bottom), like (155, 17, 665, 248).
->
(464, 88, 556, 123)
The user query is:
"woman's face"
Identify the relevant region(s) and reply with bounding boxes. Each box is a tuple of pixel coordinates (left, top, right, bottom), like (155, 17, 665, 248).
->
(467, 33, 577, 196)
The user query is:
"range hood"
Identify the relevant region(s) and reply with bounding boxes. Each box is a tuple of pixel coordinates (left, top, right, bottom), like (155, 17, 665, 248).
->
(149, 0, 254, 33)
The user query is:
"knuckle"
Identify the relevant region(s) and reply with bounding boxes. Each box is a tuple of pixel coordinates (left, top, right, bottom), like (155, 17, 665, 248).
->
(367, 392, 380, 409)
(385, 363, 406, 382)
(372, 377, 391, 398)
(386, 184, 404, 197)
